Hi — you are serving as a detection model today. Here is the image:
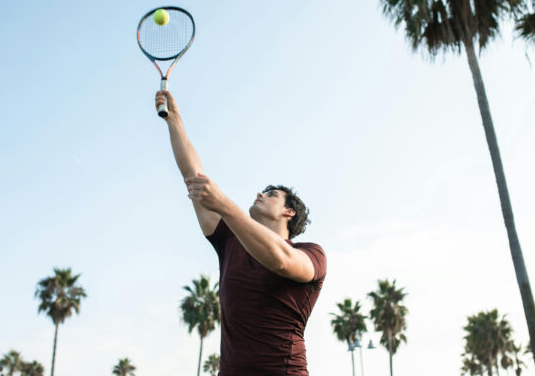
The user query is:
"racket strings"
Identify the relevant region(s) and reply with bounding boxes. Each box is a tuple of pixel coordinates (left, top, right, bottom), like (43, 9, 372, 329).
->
(138, 10, 194, 60)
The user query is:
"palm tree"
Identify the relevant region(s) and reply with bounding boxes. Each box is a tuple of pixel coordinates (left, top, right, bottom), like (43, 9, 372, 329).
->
(203, 353, 220, 376)
(462, 309, 514, 376)
(0, 350, 23, 376)
(378, 0, 535, 361)
(367, 279, 408, 376)
(112, 358, 136, 376)
(330, 298, 367, 376)
(463, 311, 494, 376)
(20, 361, 44, 376)
(35, 268, 87, 376)
(179, 275, 221, 376)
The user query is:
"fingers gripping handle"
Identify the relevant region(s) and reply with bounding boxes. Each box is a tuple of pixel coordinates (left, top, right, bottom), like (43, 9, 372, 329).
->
(158, 79, 169, 118)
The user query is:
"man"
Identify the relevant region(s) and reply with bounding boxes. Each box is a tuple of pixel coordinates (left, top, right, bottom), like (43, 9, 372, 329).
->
(155, 90, 327, 376)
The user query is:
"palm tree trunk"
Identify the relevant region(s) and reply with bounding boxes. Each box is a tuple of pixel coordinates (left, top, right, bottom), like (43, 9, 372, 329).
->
(463, 37, 535, 364)
(387, 331, 393, 376)
(197, 336, 204, 376)
(486, 354, 494, 376)
(51, 323, 59, 376)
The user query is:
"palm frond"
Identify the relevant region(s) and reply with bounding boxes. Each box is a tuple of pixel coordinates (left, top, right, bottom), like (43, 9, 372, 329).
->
(330, 298, 367, 346)
(380, 0, 525, 58)
(516, 12, 535, 42)
(179, 275, 221, 340)
(35, 268, 86, 325)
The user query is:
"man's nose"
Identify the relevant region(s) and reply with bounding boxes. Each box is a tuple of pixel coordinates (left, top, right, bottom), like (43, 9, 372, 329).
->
(257, 192, 264, 199)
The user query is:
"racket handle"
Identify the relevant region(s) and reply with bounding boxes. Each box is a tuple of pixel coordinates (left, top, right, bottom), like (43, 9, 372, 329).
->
(158, 79, 169, 118)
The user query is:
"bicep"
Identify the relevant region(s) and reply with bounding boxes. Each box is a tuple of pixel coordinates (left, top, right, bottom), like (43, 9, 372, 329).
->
(192, 201, 221, 236)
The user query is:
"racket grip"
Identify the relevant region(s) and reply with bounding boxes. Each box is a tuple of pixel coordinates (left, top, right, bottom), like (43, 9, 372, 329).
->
(158, 79, 169, 118)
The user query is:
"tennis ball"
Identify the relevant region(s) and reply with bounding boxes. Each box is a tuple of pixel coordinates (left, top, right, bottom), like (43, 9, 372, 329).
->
(153, 9, 170, 26)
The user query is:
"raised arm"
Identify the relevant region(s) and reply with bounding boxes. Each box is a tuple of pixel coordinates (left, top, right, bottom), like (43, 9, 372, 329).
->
(155, 90, 220, 236)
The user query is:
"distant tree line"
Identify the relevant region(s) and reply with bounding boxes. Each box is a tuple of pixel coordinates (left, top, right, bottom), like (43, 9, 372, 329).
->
(2, 265, 534, 376)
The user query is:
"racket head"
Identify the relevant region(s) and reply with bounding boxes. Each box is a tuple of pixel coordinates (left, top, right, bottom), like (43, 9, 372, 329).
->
(137, 6, 195, 63)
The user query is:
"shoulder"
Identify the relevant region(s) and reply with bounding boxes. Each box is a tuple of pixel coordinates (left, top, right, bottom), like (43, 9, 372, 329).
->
(292, 242, 325, 255)
(292, 241, 327, 282)
(293, 242, 326, 263)
(205, 219, 235, 249)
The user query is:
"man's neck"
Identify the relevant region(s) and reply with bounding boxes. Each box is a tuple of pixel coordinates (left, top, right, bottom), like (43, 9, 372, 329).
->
(253, 217, 290, 240)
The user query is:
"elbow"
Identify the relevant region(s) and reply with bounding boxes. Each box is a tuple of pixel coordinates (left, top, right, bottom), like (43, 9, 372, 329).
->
(273, 260, 286, 275)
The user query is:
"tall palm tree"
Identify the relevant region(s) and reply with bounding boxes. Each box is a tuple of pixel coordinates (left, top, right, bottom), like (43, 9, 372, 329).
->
(0, 350, 23, 376)
(330, 298, 367, 376)
(20, 361, 45, 376)
(203, 353, 220, 376)
(179, 275, 221, 376)
(112, 358, 136, 376)
(367, 279, 408, 376)
(35, 268, 87, 376)
(378, 0, 535, 361)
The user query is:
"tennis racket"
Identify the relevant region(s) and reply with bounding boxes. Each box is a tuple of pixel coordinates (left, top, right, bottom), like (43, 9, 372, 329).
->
(137, 6, 195, 118)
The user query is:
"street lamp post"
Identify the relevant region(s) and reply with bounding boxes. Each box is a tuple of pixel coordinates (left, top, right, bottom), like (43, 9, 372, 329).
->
(347, 340, 356, 376)
(349, 332, 375, 376)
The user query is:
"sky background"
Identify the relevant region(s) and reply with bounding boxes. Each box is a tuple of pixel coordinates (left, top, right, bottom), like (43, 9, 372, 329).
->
(1, 0, 534, 375)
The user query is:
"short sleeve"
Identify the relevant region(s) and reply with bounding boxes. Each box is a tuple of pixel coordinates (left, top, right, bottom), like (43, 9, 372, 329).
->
(295, 243, 327, 283)
(205, 219, 234, 258)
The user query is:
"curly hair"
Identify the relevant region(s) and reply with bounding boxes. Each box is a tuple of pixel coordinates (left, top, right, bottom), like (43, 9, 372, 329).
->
(262, 185, 311, 239)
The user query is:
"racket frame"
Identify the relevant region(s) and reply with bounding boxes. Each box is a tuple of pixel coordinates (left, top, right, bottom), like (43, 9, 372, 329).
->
(136, 6, 195, 118)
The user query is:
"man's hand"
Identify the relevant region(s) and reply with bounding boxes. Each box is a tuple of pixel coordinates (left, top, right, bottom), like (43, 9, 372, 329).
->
(185, 173, 230, 214)
(155, 90, 181, 123)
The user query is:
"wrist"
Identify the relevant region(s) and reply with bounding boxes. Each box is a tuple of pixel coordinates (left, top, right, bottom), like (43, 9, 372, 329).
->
(165, 114, 182, 127)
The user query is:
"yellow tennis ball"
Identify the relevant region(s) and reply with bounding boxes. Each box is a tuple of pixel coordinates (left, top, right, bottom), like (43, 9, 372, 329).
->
(153, 9, 170, 26)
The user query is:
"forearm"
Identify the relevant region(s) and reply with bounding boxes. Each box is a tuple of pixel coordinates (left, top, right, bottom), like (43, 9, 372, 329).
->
(166, 117, 203, 178)
(219, 200, 290, 272)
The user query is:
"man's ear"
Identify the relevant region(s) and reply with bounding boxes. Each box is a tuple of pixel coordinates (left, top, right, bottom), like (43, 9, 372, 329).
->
(283, 208, 296, 218)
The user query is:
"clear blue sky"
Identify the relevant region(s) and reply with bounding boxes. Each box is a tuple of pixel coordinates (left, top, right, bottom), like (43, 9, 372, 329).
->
(1, 0, 534, 375)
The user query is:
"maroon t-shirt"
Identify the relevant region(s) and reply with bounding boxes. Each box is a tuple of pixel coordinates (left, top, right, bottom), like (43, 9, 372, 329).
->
(206, 219, 327, 376)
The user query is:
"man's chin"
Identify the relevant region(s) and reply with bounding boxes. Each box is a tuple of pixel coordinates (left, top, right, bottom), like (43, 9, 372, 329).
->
(249, 205, 260, 219)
